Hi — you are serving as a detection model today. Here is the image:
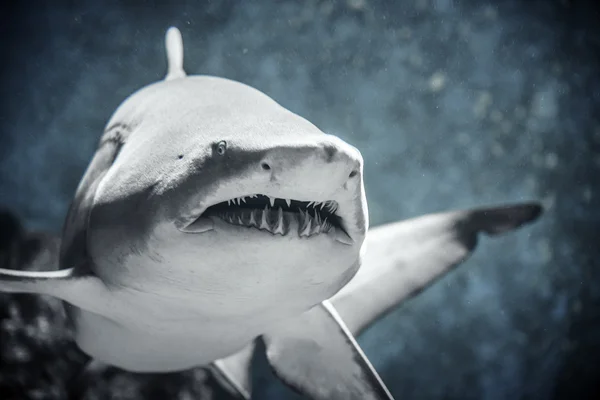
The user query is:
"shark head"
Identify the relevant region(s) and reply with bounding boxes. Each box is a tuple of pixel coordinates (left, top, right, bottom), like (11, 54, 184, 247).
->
(86, 29, 368, 320)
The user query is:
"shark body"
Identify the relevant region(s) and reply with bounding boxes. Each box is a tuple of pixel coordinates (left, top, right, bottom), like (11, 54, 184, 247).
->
(0, 28, 542, 399)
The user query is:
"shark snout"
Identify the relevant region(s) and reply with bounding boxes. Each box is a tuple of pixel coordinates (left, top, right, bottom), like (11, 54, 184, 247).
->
(258, 136, 362, 195)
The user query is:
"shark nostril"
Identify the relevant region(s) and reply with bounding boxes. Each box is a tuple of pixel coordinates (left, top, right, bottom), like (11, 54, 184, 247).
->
(349, 170, 358, 178)
(261, 162, 271, 171)
(323, 144, 337, 163)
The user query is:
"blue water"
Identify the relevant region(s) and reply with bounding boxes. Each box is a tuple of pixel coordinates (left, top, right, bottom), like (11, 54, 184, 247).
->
(0, 1, 598, 399)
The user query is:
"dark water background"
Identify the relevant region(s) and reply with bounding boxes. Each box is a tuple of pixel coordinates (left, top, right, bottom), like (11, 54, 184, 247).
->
(0, 0, 599, 399)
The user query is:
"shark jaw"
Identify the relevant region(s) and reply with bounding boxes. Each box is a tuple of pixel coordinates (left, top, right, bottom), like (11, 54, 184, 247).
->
(179, 194, 353, 245)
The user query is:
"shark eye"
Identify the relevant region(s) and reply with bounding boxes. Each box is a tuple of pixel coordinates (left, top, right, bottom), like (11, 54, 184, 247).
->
(216, 141, 227, 156)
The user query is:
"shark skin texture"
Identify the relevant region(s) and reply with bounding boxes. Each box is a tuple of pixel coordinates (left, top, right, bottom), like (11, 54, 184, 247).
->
(0, 27, 543, 400)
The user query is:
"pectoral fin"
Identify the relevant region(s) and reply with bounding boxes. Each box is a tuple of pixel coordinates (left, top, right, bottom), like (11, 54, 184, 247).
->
(330, 202, 543, 336)
(210, 341, 256, 400)
(262, 301, 394, 400)
(0, 208, 66, 294)
(0, 208, 115, 316)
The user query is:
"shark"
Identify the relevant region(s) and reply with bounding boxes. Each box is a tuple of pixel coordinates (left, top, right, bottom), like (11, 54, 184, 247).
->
(0, 27, 542, 399)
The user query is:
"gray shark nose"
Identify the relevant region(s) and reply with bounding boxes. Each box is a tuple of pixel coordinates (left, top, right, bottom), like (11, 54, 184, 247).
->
(259, 136, 362, 192)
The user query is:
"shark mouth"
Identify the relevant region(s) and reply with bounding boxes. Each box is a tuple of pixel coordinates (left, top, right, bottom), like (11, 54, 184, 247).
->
(202, 194, 348, 240)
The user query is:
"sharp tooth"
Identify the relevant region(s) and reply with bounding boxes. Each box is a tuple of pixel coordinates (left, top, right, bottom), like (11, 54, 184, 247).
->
(307, 201, 314, 208)
(297, 209, 305, 227)
(240, 197, 247, 203)
(249, 210, 258, 227)
(269, 197, 275, 207)
(237, 216, 244, 225)
(260, 206, 270, 230)
(285, 198, 291, 207)
(241, 210, 252, 226)
(227, 199, 231, 206)
(300, 218, 312, 236)
(321, 217, 330, 232)
(312, 211, 321, 229)
(310, 222, 320, 235)
(314, 210, 321, 225)
(274, 207, 285, 235)
(299, 210, 312, 236)
(320, 202, 326, 210)
(311, 212, 322, 235)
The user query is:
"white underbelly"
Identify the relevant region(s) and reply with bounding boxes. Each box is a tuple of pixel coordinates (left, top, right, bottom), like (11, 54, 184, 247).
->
(67, 303, 262, 373)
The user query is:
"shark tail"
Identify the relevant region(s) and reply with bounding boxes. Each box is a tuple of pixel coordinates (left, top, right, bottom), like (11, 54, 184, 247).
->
(165, 27, 186, 80)
(0, 267, 74, 295)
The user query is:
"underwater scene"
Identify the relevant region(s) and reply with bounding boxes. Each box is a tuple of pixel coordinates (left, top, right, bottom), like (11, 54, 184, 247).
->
(0, 1, 598, 399)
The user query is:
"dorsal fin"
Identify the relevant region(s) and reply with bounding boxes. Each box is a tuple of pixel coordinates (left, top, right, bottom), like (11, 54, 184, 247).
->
(165, 27, 186, 80)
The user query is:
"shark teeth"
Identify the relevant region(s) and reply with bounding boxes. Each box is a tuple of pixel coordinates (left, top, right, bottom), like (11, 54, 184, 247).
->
(220, 195, 338, 213)
(216, 207, 336, 238)
(296, 209, 333, 237)
(260, 206, 270, 230)
(248, 210, 257, 226)
(273, 207, 285, 235)
(219, 207, 291, 236)
(229, 196, 253, 206)
(326, 201, 338, 213)
(207, 195, 342, 238)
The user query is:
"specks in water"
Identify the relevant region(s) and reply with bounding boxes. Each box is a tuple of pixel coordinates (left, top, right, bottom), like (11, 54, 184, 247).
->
(428, 71, 447, 92)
